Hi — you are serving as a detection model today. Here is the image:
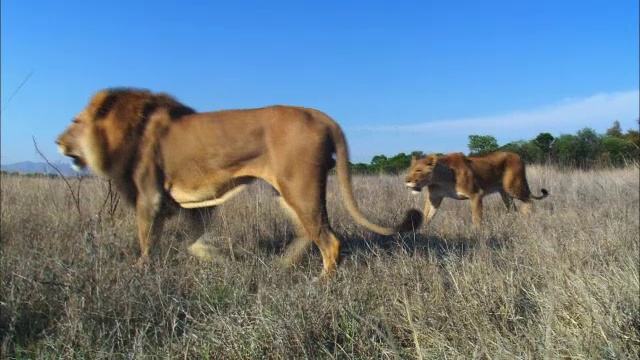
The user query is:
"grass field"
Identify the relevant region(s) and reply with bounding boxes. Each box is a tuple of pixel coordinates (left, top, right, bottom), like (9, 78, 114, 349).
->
(1, 165, 638, 359)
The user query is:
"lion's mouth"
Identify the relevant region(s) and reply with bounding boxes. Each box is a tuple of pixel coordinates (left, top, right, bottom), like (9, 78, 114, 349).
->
(69, 155, 86, 171)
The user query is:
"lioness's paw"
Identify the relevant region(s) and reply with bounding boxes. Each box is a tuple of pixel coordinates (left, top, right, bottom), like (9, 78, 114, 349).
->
(188, 239, 213, 261)
(133, 257, 147, 268)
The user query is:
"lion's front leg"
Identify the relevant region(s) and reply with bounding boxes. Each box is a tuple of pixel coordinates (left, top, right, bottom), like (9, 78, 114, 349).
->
(135, 194, 166, 266)
(133, 158, 167, 266)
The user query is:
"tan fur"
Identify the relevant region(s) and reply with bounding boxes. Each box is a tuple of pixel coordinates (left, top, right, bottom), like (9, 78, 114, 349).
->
(56, 88, 422, 278)
(405, 152, 548, 228)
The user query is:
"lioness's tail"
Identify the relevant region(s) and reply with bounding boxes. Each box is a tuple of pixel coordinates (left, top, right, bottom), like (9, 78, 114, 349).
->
(531, 188, 549, 200)
(328, 122, 423, 235)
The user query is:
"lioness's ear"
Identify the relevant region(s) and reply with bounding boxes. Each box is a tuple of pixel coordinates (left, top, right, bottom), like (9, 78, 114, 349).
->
(429, 154, 438, 163)
(411, 155, 417, 165)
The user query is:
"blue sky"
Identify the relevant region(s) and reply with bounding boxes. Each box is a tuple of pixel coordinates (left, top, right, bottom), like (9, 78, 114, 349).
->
(1, 0, 638, 164)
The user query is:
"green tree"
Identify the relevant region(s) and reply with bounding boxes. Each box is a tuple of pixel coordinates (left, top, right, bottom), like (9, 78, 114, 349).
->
(499, 141, 523, 155)
(532, 132, 554, 160)
(601, 136, 639, 166)
(622, 119, 640, 147)
(499, 140, 543, 163)
(410, 150, 425, 159)
(370, 154, 390, 173)
(520, 141, 544, 163)
(355, 163, 373, 174)
(468, 135, 499, 155)
(551, 134, 580, 166)
(387, 152, 413, 173)
(575, 127, 602, 167)
(552, 128, 603, 168)
(605, 120, 623, 138)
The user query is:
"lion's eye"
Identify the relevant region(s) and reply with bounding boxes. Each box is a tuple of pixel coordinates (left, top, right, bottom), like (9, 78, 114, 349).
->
(72, 118, 80, 124)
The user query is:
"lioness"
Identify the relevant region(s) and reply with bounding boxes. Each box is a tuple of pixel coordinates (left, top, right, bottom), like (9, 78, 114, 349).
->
(57, 88, 421, 278)
(404, 152, 548, 228)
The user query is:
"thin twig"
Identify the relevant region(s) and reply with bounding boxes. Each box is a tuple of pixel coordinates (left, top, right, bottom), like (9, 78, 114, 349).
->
(32, 136, 83, 218)
(1, 70, 34, 114)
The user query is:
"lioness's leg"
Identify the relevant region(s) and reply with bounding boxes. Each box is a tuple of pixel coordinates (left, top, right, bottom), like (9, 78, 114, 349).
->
(424, 191, 443, 225)
(470, 195, 484, 229)
(499, 190, 516, 211)
(506, 182, 533, 216)
(520, 200, 532, 217)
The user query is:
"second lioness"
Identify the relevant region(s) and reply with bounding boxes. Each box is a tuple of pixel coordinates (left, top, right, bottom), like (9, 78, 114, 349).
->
(405, 151, 548, 228)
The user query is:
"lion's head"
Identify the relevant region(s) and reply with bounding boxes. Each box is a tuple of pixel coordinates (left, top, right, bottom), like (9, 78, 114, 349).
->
(56, 88, 195, 180)
(404, 154, 442, 193)
(56, 117, 88, 172)
(56, 90, 118, 177)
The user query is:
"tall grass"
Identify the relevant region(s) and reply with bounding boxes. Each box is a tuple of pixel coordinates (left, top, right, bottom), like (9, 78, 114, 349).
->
(1, 165, 638, 358)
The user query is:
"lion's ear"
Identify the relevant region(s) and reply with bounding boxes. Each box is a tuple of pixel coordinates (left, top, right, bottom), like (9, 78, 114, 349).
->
(411, 155, 417, 165)
(429, 154, 438, 163)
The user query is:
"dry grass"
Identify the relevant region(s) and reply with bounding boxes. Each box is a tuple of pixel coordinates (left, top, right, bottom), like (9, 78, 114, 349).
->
(1, 165, 638, 359)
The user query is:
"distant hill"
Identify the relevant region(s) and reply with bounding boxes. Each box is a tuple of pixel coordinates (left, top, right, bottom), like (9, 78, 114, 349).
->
(0, 161, 88, 176)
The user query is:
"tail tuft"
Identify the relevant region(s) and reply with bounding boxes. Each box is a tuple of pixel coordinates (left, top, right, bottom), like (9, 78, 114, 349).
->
(532, 188, 549, 200)
(394, 208, 423, 232)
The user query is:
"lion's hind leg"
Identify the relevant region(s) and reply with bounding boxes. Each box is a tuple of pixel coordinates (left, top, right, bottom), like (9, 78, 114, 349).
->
(278, 184, 341, 280)
(179, 207, 224, 262)
(278, 197, 313, 267)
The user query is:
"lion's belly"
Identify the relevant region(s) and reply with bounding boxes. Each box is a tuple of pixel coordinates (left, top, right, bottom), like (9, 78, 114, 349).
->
(166, 178, 254, 208)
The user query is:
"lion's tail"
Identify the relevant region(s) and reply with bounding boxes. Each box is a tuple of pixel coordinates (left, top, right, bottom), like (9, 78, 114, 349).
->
(530, 188, 549, 200)
(328, 122, 423, 235)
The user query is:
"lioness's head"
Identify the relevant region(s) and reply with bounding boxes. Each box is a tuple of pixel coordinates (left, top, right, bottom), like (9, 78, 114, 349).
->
(404, 154, 439, 193)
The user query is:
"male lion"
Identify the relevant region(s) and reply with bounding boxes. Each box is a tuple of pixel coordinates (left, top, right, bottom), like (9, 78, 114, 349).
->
(404, 151, 548, 228)
(57, 88, 421, 278)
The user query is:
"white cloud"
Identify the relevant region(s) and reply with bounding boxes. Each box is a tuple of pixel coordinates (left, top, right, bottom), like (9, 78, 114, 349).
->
(346, 89, 639, 162)
(359, 90, 639, 136)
